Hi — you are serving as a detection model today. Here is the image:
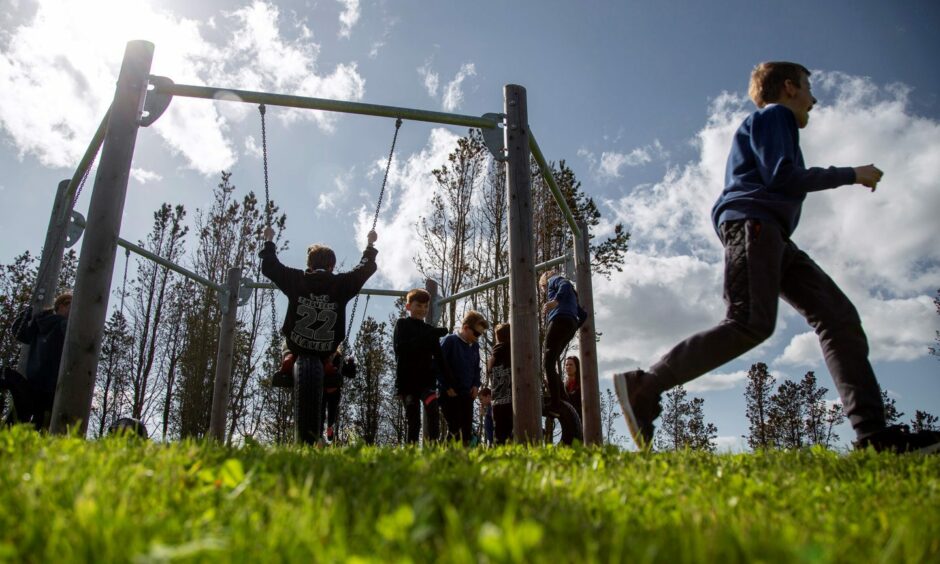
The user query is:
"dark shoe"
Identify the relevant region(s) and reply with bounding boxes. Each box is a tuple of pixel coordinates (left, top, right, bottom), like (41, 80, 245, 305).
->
(613, 370, 662, 451)
(271, 371, 294, 388)
(854, 424, 940, 454)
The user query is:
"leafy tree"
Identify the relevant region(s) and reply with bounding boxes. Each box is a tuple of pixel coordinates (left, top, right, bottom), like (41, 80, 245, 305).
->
(347, 317, 393, 445)
(769, 379, 805, 448)
(743, 362, 775, 449)
(910, 410, 939, 433)
(882, 389, 903, 425)
(599, 388, 624, 446)
(654, 385, 717, 452)
(93, 310, 134, 437)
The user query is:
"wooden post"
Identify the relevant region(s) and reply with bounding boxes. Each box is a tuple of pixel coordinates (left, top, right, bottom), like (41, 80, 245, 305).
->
(209, 267, 241, 442)
(424, 278, 440, 443)
(574, 220, 601, 445)
(504, 84, 541, 443)
(51, 40, 154, 435)
(17, 179, 74, 379)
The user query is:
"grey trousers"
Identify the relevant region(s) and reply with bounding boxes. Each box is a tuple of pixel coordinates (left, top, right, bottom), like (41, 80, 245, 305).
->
(649, 219, 885, 438)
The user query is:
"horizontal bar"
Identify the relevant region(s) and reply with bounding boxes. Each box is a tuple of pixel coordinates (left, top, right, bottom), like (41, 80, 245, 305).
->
(153, 80, 501, 130)
(529, 131, 582, 240)
(439, 253, 570, 306)
(245, 281, 407, 298)
(66, 108, 111, 204)
(72, 214, 225, 294)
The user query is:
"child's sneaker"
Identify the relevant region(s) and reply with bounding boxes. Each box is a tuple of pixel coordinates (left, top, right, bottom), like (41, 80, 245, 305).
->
(854, 424, 940, 454)
(272, 353, 296, 388)
(326, 426, 335, 441)
(613, 370, 662, 451)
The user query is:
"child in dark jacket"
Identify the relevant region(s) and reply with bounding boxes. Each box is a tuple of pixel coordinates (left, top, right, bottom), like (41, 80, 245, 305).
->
(439, 310, 489, 445)
(614, 61, 938, 454)
(260, 226, 377, 445)
(488, 323, 513, 444)
(5, 292, 71, 430)
(539, 271, 586, 412)
(393, 289, 453, 443)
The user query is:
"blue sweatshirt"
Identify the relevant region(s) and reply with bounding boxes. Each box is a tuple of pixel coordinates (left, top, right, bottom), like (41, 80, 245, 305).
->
(545, 275, 579, 323)
(711, 104, 856, 237)
(439, 333, 482, 396)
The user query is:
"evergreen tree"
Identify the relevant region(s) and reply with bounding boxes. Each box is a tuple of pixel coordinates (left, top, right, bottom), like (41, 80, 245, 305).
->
(882, 389, 903, 425)
(768, 379, 804, 449)
(93, 310, 134, 437)
(911, 410, 939, 433)
(654, 385, 716, 452)
(744, 362, 775, 449)
(347, 316, 392, 445)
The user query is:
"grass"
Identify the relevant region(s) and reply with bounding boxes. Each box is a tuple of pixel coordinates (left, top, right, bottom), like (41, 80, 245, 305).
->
(1, 426, 938, 563)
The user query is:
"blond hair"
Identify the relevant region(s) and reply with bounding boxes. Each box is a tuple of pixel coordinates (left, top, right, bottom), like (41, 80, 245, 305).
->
(749, 62, 811, 108)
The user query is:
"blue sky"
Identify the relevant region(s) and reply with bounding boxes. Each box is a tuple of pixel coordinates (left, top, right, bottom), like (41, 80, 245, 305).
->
(1, 0, 938, 449)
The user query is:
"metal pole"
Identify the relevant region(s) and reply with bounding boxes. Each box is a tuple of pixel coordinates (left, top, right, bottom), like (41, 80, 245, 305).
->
(529, 132, 582, 240)
(155, 81, 501, 131)
(574, 220, 601, 445)
(438, 254, 570, 306)
(71, 214, 225, 293)
(16, 179, 75, 381)
(504, 84, 541, 443)
(209, 267, 241, 442)
(51, 40, 154, 436)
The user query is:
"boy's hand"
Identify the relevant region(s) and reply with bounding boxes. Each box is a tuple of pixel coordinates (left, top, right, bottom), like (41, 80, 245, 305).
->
(263, 226, 275, 242)
(470, 386, 479, 400)
(446, 388, 457, 397)
(367, 230, 378, 246)
(853, 164, 884, 192)
(542, 300, 558, 317)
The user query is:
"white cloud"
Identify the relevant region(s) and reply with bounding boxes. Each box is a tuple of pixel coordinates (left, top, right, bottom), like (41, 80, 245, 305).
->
(355, 128, 461, 290)
(595, 73, 940, 385)
(442, 63, 476, 112)
(319, 167, 355, 211)
(337, 0, 360, 38)
(0, 0, 365, 176)
(418, 63, 439, 97)
(714, 435, 748, 453)
(685, 370, 749, 393)
(130, 168, 163, 184)
(581, 141, 667, 180)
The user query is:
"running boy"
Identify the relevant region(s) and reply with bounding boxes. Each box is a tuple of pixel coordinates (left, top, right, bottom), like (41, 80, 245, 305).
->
(614, 61, 939, 453)
(393, 288, 454, 443)
(260, 226, 377, 445)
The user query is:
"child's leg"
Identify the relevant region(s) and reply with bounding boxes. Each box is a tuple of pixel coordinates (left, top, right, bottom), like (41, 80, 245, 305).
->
(648, 220, 784, 391)
(293, 355, 324, 445)
(423, 391, 441, 442)
(780, 246, 884, 439)
(542, 316, 579, 407)
(326, 390, 340, 429)
(493, 403, 513, 444)
(403, 395, 421, 443)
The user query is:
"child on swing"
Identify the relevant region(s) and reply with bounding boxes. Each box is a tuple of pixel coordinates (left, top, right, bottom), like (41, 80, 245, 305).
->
(260, 225, 377, 445)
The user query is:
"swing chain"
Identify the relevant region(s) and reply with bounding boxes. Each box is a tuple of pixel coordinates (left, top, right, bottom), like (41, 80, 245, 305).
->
(72, 141, 102, 207)
(343, 118, 402, 354)
(259, 104, 272, 227)
(259, 103, 280, 370)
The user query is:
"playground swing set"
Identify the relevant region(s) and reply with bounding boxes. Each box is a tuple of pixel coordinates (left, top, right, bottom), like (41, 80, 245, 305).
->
(22, 40, 601, 445)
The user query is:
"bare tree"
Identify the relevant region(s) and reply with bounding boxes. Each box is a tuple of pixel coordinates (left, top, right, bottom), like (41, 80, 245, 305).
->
(911, 410, 939, 433)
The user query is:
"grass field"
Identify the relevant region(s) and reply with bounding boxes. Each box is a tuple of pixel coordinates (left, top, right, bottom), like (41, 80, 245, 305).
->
(1, 426, 938, 563)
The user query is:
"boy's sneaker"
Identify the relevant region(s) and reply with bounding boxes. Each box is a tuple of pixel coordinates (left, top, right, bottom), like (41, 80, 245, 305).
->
(613, 370, 662, 451)
(271, 371, 294, 388)
(854, 424, 940, 454)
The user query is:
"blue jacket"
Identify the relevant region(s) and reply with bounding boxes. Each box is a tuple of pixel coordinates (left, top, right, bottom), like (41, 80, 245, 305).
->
(438, 333, 482, 396)
(545, 275, 580, 323)
(711, 104, 856, 237)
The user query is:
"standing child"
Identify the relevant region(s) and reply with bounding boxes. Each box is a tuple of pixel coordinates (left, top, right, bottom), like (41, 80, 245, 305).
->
(488, 323, 513, 444)
(393, 288, 454, 444)
(478, 387, 494, 446)
(539, 270, 587, 412)
(614, 61, 940, 453)
(260, 226, 377, 445)
(439, 310, 489, 445)
(564, 356, 583, 422)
